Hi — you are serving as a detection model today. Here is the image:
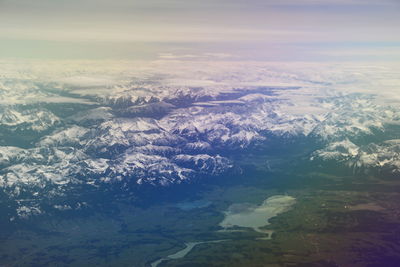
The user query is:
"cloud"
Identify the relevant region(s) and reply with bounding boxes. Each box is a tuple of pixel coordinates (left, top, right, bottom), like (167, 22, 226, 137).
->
(158, 53, 236, 60)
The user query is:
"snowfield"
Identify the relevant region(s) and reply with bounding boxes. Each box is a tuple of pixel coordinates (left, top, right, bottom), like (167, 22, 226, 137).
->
(0, 59, 399, 218)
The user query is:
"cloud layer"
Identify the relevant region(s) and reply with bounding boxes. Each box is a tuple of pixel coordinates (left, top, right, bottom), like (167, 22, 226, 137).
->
(0, 0, 399, 60)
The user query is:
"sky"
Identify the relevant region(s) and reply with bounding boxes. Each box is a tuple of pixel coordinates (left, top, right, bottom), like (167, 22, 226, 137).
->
(0, 0, 399, 60)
